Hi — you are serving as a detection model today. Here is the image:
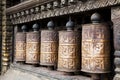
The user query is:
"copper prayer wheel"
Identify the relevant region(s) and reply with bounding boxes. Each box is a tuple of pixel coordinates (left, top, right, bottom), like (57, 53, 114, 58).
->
(58, 31, 81, 72)
(15, 32, 26, 62)
(40, 30, 58, 66)
(26, 32, 40, 64)
(81, 13, 111, 74)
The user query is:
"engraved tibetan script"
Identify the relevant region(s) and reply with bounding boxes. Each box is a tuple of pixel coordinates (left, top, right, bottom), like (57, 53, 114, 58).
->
(58, 31, 81, 72)
(40, 30, 58, 66)
(26, 32, 40, 64)
(15, 32, 26, 61)
(82, 23, 111, 73)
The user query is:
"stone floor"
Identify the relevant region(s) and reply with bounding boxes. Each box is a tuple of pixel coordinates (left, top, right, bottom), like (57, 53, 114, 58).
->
(0, 64, 91, 80)
(0, 69, 41, 80)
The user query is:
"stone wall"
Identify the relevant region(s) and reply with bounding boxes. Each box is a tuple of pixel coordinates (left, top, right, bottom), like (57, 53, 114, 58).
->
(111, 6, 120, 80)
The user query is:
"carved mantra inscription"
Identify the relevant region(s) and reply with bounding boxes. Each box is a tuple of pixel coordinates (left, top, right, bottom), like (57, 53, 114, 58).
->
(26, 32, 40, 64)
(15, 32, 26, 61)
(40, 30, 58, 66)
(82, 23, 110, 73)
(58, 31, 80, 72)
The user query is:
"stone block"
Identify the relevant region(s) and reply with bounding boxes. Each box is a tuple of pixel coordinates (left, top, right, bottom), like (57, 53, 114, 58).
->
(114, 74, 120, 80)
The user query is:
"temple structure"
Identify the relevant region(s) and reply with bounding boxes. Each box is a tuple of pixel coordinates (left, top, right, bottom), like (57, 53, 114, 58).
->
(0, 0, 120, 80)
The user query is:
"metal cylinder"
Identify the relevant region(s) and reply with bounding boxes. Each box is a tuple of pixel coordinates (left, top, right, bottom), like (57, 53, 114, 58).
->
(58, 31, 81, 72)
(26, 32, 40, 64)
(15, 32, 26, 62)
(40, 30, 58, 66)
(81, 23, 110, 73)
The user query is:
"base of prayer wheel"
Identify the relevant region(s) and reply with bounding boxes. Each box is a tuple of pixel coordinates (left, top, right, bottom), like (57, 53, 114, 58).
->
(16, 61, 25, 64)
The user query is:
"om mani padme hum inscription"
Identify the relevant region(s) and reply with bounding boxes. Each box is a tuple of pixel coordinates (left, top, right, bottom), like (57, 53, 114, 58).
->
(26, 32, 40, 64)
(58, 31, 81, 72)
(40, 30, 58, 66)
(15, 32, 26, 62)
(82, 23, 110, 73)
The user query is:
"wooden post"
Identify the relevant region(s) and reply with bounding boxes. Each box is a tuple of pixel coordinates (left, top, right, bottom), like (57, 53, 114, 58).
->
(13, 25, 18, 63)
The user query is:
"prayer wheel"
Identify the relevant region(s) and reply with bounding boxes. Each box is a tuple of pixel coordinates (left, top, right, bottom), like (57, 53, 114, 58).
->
(15, 25, 27, 62)
(26, 23, 40, 64)
(58, 19, 81, 72)
(81, 13, 111, 79)
(40, 21, 58, 66)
